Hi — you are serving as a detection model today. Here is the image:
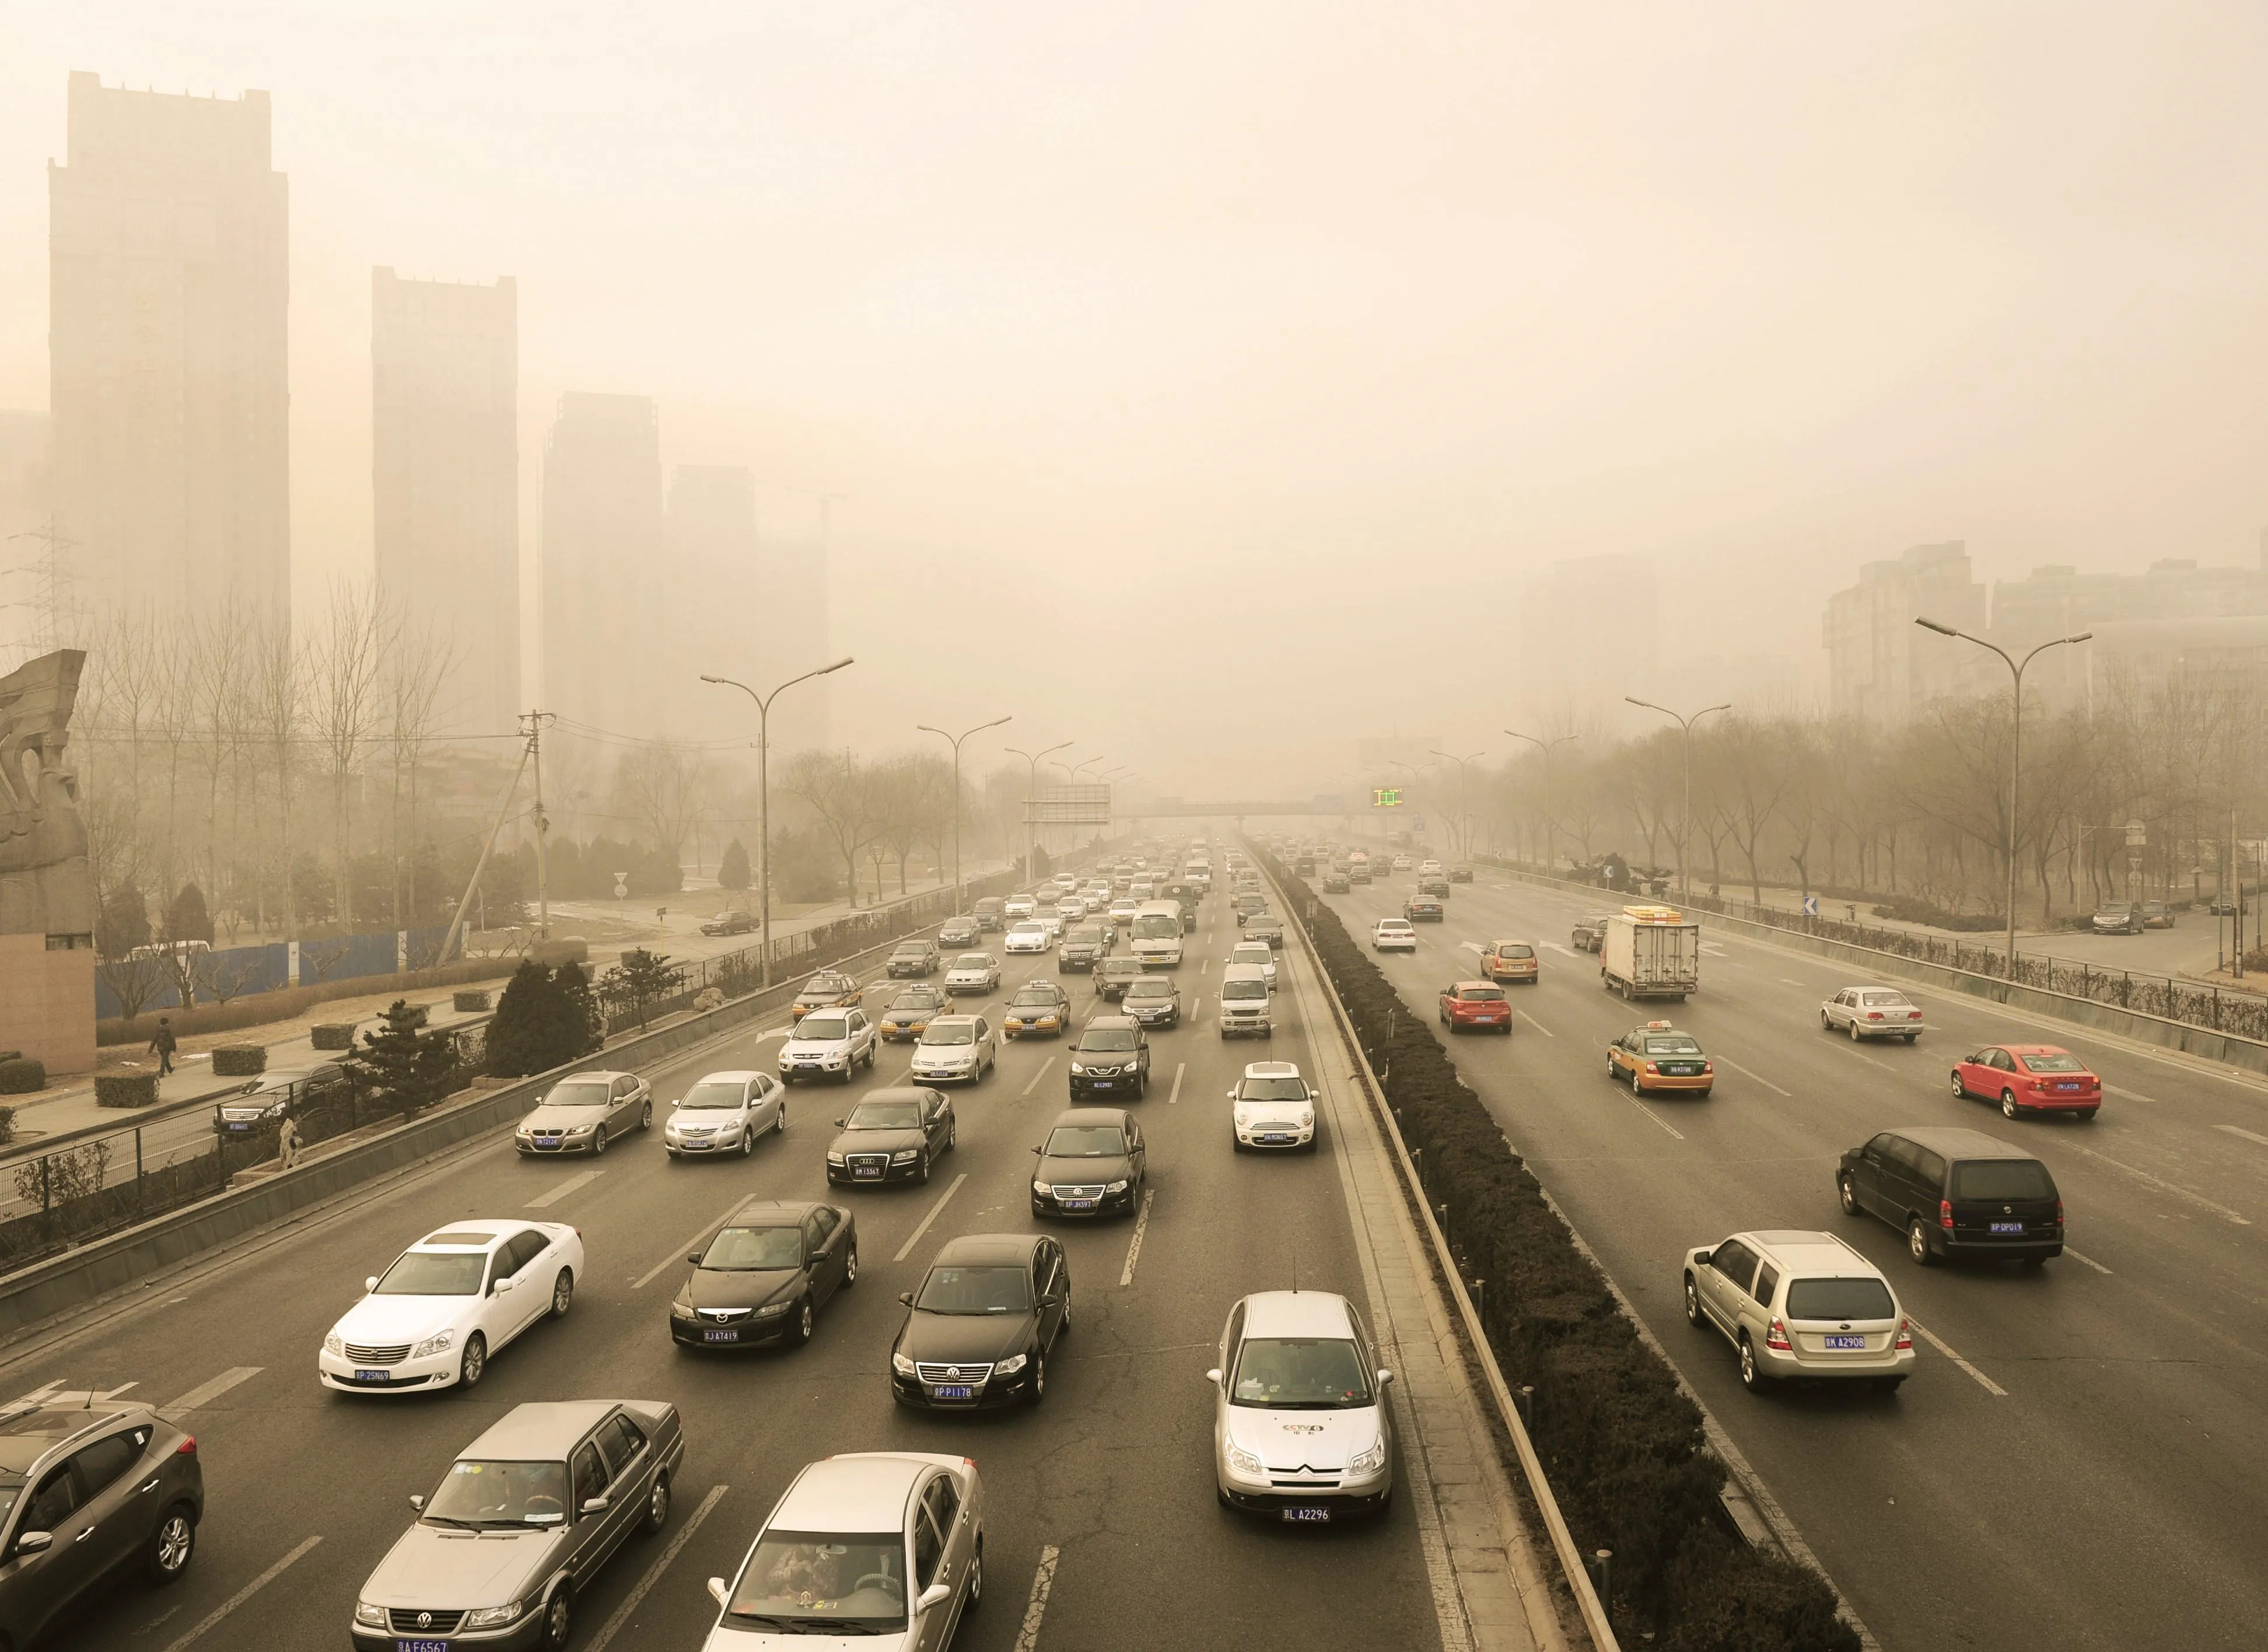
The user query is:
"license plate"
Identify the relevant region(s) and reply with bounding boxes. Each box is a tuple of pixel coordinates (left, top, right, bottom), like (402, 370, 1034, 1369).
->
(225, 1121, 251, 1131)
(704, 1328, 739, 1343)
(1282, 1507, 1331, 1524)
(1062, 1198, 1096, 1210)
(683, 1141, 712, 1151)
(354, 1370, 391, 1384)
(1475, 1016, 1500, 1022)
(853, 1166, 882, 1179)
(1824, 1334, 1866, 1350)
(1090, 1081, 1113, 1089)
(932, 1385, 975, 1400)
(1990, 1221, 2024, 1234)
(396, 1640, 451, 1652)
(1261, 1133, 1290, 1144)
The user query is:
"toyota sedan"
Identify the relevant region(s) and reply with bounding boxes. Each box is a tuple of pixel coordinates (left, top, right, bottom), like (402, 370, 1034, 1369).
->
(321, 1221, 584, 1394)
(664, 1070, 786, 1160)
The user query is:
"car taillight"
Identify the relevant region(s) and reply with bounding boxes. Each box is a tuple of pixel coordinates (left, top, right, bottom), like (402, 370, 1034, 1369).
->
(1895, 1319, 1912, 1350)
(1644, 1062, 1660, 1074)
(1702, 1062, 1713, 1073)
(2055, 1198, 2064, 1226)
(176, 1436, 197, 1455)
(1908, 1011, 1922, 1019)
(1766, 1317, 1792, 1352)
(1867, 1012, 1882, 1021)
(1940, 1198, 1955, 1230)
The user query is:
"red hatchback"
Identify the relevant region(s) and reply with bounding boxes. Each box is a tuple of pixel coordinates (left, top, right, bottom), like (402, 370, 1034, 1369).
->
(1951, 1044, 2101, 1121)
(1439, 981, 1513, 1034)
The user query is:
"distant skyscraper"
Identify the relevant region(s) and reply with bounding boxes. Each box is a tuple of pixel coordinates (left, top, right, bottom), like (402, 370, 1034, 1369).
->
(540, 394, 663, 736)
(48, 72, 289, 628)
(0, 412, 50, 667)
(1519, 554, 1656, 723)
(372, 269, 520, 737)
(1822, 541, 1989, 723)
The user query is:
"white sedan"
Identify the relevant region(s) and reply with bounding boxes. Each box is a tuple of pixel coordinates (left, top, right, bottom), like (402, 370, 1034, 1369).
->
(1004, 921, 1054, 954)
(1372, 918, 1418, 953)
(945, 952, 1002, 994)
(320, 1219, 583, 1393)
(1821, 986, 1925, 1041)
(664, 1069, 786, 1160)
(1004, 895, 1038, 919)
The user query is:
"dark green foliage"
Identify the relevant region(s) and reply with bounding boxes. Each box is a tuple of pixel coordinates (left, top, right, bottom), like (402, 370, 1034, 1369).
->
(166, 882, 214, 945)
(209, 1045, 267, 1077)
(97, 883, 150, 960)
(348, 999, 458, 1118)
(0, 1059, 45, 1096)
(771, 827, 842, 903)
(718, 838, 751, 892)
(94, 1074, 159, 1108)
(487, 959, 603, 1077)
(604, 949, 678, 1032)
(1029, 844, 1052, 878)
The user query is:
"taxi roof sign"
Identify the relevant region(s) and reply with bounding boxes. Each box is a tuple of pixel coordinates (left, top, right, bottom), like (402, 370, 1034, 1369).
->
(1621, 905, 1684, 923)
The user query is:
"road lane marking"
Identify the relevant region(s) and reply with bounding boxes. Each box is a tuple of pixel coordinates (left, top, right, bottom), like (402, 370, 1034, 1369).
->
(588, 1483, 730, 1652)
(1777, 977, 1807, 986)
(2060, 1142, 2250, 1224)
(525, 1168, 603, 1208)
(635, 1194, 762, 1288)
(160, 1534, 321, 1652)
(1712, 1055, 1790, 1097)
(1168, 1062, 1184, 1104)
(1627, 1097, 1685, 1140)
(1905, 1318, 2006, 1395)
(1020, 1058, 1056, 1097)
(895, 1172, 968, 1262)
(1544, 942, 1579, 958)
(2214, 1124, 2268, 1149)
(1200, 958, 1209, 974)
(1119, 1189, 1156, 1286)
(1015, 1545, 1061, 1652)
(1515, 1009, 1554, 1038)
(157, 1367, 261, 1422)
(2064, 1248, 2113, 1274)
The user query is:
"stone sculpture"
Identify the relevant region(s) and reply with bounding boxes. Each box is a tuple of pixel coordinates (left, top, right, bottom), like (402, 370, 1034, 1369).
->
(0, 649, 95, 943)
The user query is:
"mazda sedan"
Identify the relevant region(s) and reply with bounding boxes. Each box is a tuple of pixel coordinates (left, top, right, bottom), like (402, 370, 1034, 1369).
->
(670, 1202, 856, 1351)
(890, 1234, 1070, 1408)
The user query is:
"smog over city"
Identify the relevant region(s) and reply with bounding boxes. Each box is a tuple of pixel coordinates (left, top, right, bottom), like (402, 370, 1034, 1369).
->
(1, 8, 2266, 1652)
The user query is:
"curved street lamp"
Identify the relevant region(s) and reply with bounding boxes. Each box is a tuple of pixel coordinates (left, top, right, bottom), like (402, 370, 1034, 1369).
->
(1504, 729, 1580, 878)
(918, 716, 1012, 915)
(1005, 740, 1074, 883)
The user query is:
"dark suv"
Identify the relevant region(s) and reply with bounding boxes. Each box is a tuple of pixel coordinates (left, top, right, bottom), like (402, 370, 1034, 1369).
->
(1058, 925, 1107, 973)
(1068, 1016, 1150, 1100)
(1836, 1126, 2063, 1266)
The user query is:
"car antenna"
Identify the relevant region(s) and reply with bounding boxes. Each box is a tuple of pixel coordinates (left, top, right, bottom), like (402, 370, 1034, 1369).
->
(1291, 1251, 1298, 1294)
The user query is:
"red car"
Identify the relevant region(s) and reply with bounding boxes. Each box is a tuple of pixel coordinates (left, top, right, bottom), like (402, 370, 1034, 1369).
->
(1438, 980, 1513, 1034)
(1950, 1044, 2101, 1121)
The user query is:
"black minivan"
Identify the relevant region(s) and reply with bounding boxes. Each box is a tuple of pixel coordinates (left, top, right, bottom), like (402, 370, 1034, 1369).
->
(1837, 1126, 2063, 1266)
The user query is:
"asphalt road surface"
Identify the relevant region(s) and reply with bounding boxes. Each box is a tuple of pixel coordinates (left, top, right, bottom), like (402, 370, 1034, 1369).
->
(11, 895, 1447, 1651)
(1311, 862, 2268, 1651)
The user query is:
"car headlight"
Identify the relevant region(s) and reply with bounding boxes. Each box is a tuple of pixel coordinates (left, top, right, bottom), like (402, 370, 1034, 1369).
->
(892, 1351, 916, 1377)
(891, 1149, 919, 1163)
(411, 1329, 455, 1358)
(1033, 1179, 1050, 1195)
(261, 1101, 288, 1119)
(671, 1298, 695, 1321)
(323, 1332, 345, 1357)
(463, 1601, 528, 1629)
(754, 1298, 794, 1317)
(827, 1152, 847, 1166)
(1300, 1112, 1314, 1129)
(1069, 1062, 1086, 1074)
(565, 1124, 594, 1136)
(1349, 1439, 1387, 1476)
(1226, 1444, 1264, 1476)
(1105, 1180, 1129, 1194)
(355, 1602, 387, 1627)
(995, 1352, 1028, 1376)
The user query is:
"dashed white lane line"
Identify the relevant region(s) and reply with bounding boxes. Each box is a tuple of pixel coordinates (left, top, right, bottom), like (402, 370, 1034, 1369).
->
(1020, 1058, 1056, 1097)
(1119, 1189, 1156, 1286)
(2065, 1248, 2113, 1275)
(635, 1194, 762, 1289)
(1544, 941, 1580, 959)
(2061, 1142, 2250, 1224)
(1777, 977, 1807, 987)
(1015, 1545, 1062, 1652)
(894, 1172, 969, 1263)
(158, 1366, 262, 1422)
(1200, 958, 1209, 974)
(1905, 1318, 2007, 1396)
(1627, 1096, 1685, 1140)
(525, 1168, 604, 1208)
(2214, 1123, 2268, 1149)
(1710, 1054, 1791, 1097)
(1168, 1062, 1185, 1104)
(1515, 1009, 1554, 1038)
(588, 1483, 730, 1652)
(160, 1534, 321, 1652)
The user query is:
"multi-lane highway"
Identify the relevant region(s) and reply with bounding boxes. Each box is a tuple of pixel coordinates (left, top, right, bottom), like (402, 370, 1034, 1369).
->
(1310, 856, 2268, 1651)
(11, 886, 1455, 1651)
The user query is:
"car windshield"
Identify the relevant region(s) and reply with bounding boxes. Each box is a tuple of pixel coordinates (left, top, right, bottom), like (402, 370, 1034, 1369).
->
(1046, 1125, 1126, 1156)
(544, 1080, 611, 1108)
(424, 1459, 571, 1528)
(916, 1264, 1033, 1314)
(1230, 1337, 1374, 1409)
(1234, 947, 1270, 963)
(727, 1531, 909, 1631)
(242, 1072, 310, 1096)
(1133, 915, 1180, 939)
(376, 1251, 487, 1295)
(1222, 979, 1268, 1000)
(952, 956, 992, 970)
(797, 1015, 851, 1041)
(1951, 1160, 2057, 1200)
(1079, 1030, 1138, 1052)
(1238, 1078, 1308, 1102)
(2018, 1053, 2086, 1073)
(891, 947, 928, 961)
(702, 1226, 803, 1270)
(1068, 928, 1102, 944)
(1126, 981, 1171, 999)
(681, 1082, 748, 1110)
(1011, 993, 1056, 1010)
(847, 1101, 922, 1130)
(801, 976, 844, 996)
(1010, 922, 1044, 935)
(1784, 1278, 1896, 1321)
(921, 1024, 975, 1046)
(1643, 1036, 1702, 1055)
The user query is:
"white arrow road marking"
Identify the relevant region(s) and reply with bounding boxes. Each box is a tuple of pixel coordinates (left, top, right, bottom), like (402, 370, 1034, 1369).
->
(161, 1535, 321, 1652)
(589, 1483, 731, 1652)
(526, 1169, 603, 1209)
(895, 1173, 969, 1262)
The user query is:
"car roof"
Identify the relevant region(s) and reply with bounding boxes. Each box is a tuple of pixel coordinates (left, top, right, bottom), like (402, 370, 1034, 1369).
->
(1878, 1126, 2042, 1161)
(1240, 1289, 1357, 1339)
(924, 1013, 983, 1028)
(931, 1232, 1041, 1267)
(1049, 1107, 1131, 1128)
(1222, 962, 1270, 979)
(1999, 1044, 2073, 1057)
(558, 1069, 631, 1084)
(1448, 980, 1498, 992)
(0, 1402, 156, 1475)
(724, 1199, 827, 1226)
(414, 1220, 519, 1248)
(463, 1400, 622, 1460)
(1242, 1060, 1303, 1079)
(858, 1087, 939, 1105)
(1080, 1015, 1138, 1032)
(1739, 1231, 1882, 1276)
(772, 1454, 939, 1532)
(691, 1070, 766, 1084)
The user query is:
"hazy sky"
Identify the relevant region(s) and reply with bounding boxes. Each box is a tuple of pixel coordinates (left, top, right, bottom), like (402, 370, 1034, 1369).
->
(6, 3, 2268, 794)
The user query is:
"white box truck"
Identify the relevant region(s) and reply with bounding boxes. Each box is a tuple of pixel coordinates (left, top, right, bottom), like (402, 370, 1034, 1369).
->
(1601, 906, 1700, 1001)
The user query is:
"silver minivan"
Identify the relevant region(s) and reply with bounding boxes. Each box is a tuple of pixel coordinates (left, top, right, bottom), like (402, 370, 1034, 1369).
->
(1682, 1229, 1915, 1394)
(1217, 964, 1273, 1038)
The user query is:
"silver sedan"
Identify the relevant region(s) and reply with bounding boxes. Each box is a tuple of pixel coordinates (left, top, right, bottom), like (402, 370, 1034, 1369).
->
(664, 1070, 788, 1159)
(1820, 986, 1924, 1042)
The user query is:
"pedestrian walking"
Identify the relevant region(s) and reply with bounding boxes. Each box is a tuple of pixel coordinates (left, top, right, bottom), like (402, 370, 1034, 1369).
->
(276, 1115, 302, 1172)
(148, 1016, 177, 1077)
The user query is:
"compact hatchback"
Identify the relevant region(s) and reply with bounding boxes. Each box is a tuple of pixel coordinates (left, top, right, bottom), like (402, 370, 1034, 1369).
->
(1682, 1230, 1914, 1394)
(1228, 1062, 1317, 1150)
(1209, 1290, 1394, 1521)
(1438, 981, 1512, 1033)
(1951, 1045, 2102, 1119)
(1480, 941, 1538, 984)
(1838, 1126, 2064, 1266)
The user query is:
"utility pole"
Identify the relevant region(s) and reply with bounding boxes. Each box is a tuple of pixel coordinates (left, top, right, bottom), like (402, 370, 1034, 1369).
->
(1506, 729, 1581, 879)
(522, 710, 554, 940)
(1007, 742, 1073, 882)
(919, 716, 1012, 914)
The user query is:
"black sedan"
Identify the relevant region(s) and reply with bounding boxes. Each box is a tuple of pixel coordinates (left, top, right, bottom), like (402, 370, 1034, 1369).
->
(891, 1233, 1071, 1408)
(937, 916, 982, 948)
(1121, 974, 1180, 1028)
(1030, 1108, 1146, 1218)
(670, 1200, 856, 1350)
(825, 1088, 957, 1186)
(1093, 957, 1144, 1000)
(1322, 872, 1352, 894)
(1242, 915, 1286, 948)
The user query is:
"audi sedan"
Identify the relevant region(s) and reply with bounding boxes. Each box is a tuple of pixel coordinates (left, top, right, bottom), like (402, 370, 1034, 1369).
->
(664, 1070, 786, 1160)
(321, 1220, 584, 1394)
(1209, 1290, 1394, 1522)
(1030, 1108, 1146, 1218)
(825, 1088, 957, 1186)
(1951, 1045, 2102, 1120)
(1371, 919, 1418, 953)
(669, 1202, 856, 1351)
(890, 1234, 1070, 1409)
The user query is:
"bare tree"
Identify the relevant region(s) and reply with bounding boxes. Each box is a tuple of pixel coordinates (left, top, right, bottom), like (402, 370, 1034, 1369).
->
(782, 749, 877, 906)
(250, 613, 302, 936)
(613, 738, 709, 871)
(305, 583, 389, 929)
(379, 614, 459, 925)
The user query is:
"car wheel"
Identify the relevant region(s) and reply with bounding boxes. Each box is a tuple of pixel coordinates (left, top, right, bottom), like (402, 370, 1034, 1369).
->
(1630, 1067, 1644, 1096)
(1738, 1334, 1769, 1392)
(539, 1589, 572, 1651)
(2001, 1089, 2022, 1120)
(949, 1120, 959, 1151)
(776, 1102, 789, 1133)
(740, 1127, 755, 1156)
(458, 1332, 488, 1388)
(917, 1152, 932, 1185)
(965, 1539, 984, 1610)
(843, 1245, 859, 1287)
(1028, 1349, 1046, 1405)
(1605, 1052, 1617, 1078)
(1849, 1020, 1861, 1041)
(1838, 1175, 1859, 1216)
(550, 1268, 574, 1320)
(643, 1473, 670, 1535)
(2080, 1108, 2100, 1121)
(640, 1100, 653, 1130)
(840, 1065, 855, 1084)
(1684, 1273, 1703, 1325)
(1950, 1071, 1966, 1098)
(1908, 1217, 1937, 1267)
(144, 1502, 196, 1585)
(788, 1297, 814, 1348)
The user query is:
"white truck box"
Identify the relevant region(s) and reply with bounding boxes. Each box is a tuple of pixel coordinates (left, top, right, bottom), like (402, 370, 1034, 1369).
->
(1601, 907, 1700, 1001)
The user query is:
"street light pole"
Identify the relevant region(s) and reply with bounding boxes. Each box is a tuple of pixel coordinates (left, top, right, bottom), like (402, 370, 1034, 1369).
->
(1504, 730, 1580, 878)
(1915, 618, 2092, 975)
(701, 656, 855, 987)
(918, 716, 1012, 916)
(1006, 740, 1074, 884)
(1428, 750, 1485, 860)
(1618, 703, 1727, 900)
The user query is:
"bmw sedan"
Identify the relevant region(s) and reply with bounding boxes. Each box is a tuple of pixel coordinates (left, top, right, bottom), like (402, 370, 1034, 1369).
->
(514, 1070, 653, 1157)
(664, 1070, 786, 1160)
(1209, 1290, 1394, 1522)
(321, 1221, 584, 1394)
(670, 1202, 856, 1350)
(890, 1234, 1070, 1408)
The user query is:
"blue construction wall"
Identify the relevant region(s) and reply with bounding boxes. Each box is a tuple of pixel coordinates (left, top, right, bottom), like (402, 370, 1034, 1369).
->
(96, 927, 463, 1019)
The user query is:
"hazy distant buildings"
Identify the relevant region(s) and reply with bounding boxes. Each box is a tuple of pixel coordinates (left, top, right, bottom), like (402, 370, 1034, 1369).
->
(0, 414, 49, 666)
(539, 393, 663, 736)
(372, 269, 520, 737)
(1822, 541, 1988, 723)
(664, 467, 830, 750)
(1990, 554, 2268, 710)
(1519, 555, 1656, 722)
(48, 72, 289, 628)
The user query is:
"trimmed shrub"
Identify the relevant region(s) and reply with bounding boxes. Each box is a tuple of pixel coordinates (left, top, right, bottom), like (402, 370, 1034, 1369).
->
(453, 989, 492, 1013)
(310, 1024, 356, 1051)
(210, 1045, 267, 1077)
(0, 1059, 44, 1096)
(0, 1106, 13, 1145)
(94, 1073, 160, 1108)
(487, 960, 604, 1077)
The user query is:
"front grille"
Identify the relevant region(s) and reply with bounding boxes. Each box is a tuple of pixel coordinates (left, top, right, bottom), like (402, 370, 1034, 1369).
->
(1051, 1184, 1105, 1200)
(847, 1153, 891, 1172)
(915, 1362, 994, 1385)
(1269, 1477, 1340, 1488)
(1077, 1064, 1122, 1077)
(699, 1308, 751, 1322)
(344, 1342, 411, 1366)
(390, 1609, 466, 1634)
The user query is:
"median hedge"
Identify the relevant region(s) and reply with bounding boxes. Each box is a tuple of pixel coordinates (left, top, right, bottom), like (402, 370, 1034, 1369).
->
(1249, 843, 1857, 1652)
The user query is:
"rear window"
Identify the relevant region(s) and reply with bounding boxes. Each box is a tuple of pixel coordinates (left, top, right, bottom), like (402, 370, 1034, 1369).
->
(1950, 1160, 2057, 1201)
(2017, 1053, 2085, 1074)
(1784, 1278, 1896, 1322)
(1460, 986, 1506, 1002)
(1498, 944, 1534, 959)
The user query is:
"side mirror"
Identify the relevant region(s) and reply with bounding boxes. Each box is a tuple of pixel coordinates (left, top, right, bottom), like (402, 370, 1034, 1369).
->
(834, 1118, 846, 1129)
(1694, 1250, 1713, 1268)
(1031, 1144, 1043, 1154)
(898, 1291, 915, 1307)
(708, 1577, 730, 1609)
(494, 1276, 514, 1294)
(919, 1582, 953, 1612)
(688, 1252, 705, 1265)
(1226, 1090, 1237, 1101)
(1041, 1294, 1063, 1310)
(1205, 1367, 1223, 1387)
(410, 1493, 426, 1511)
(670, 1097, 681, 1108)
(1377, 1368, 1395, 1387)
(580, 1495, 610, 1516)
(14, 1531, 51, 1556)
(365, 1276, 380, 1293)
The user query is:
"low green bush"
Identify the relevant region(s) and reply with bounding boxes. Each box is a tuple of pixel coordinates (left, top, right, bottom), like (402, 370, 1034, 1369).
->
(94, 1073, 160, 1108)
(309, 1024, 356, 1051)
(210, 1045, 267, 1077)
(0, 1059, 44, 1096)
(453, 989, 492, 1013)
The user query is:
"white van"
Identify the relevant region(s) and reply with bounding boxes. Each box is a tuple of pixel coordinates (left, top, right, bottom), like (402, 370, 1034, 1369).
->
(1130, 900, 1185, 968)
(1218, 963, 1273, 1038)
(1230, 940, 1277, 989)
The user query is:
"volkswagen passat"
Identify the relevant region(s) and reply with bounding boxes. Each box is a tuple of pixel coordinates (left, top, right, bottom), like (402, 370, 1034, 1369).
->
(1228, 1062, 1316, 1151)
(1209, 1290, 1394, 1522)
(912, 1014, 996, 1086)
(890, 1234, 1070, 1408)
(321, 1221, 584, 1393)
(352, 1400, 682, 1651)
(514, 1070, 652, 1157)
(670, 1202, 856, 1351)
(700, 1453, 984, 1651)
(664, 1070, 786, 1160)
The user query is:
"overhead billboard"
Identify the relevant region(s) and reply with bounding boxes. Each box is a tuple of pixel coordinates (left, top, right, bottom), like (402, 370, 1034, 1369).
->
(1025, 783, 1112, 825)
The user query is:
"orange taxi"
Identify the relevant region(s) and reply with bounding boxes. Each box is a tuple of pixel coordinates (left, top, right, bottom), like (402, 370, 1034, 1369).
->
(1605, 1020, 1714, 1097)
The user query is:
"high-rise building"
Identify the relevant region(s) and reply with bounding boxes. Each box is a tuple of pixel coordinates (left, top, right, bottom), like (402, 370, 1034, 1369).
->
(0, 413, 51, 668)
(1822, 541, 1989, 723)
(48, 72, 289, 629)
(1989, 554, 2268, 710)
(1518, 555, 1656, 723)
(663, 468, 830, 751)
(372, 269, 520, 738)
(539, 393, 663, 737)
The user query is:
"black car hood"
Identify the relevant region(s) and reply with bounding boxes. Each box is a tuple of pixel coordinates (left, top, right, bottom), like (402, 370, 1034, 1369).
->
(684, 1266, 802, 1311)
(1038, 1152, 1132, 1183)
(831, 1126, 927, 1156)
(898, 1311, 1037, 1366)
